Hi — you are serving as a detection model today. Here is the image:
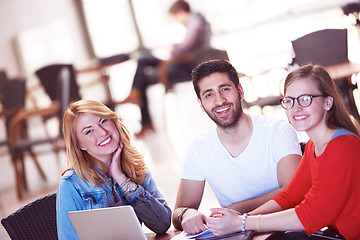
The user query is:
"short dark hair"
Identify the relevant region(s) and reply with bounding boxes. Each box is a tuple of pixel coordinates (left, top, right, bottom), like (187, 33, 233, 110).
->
(191, 59, 240, 99)
(169, 0, 191, 14)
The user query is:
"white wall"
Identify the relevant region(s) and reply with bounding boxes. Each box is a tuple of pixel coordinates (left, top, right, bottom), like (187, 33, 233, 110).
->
(0, 0, 90, 79)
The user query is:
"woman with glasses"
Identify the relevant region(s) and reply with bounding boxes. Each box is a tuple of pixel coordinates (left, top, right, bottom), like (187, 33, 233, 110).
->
(206, 64, 360, 239)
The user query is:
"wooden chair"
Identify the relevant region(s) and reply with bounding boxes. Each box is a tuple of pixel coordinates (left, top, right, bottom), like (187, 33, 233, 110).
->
(1, 193, 57, 240)
(0, 71, 9, 148)
(0, 70, 7, 102)
(40, 63, 126, 112)
(0, 76, 24, 151)
(35, 64, 81, 119)
(1, 78, 50, 199)
(8, 66, 77, 199)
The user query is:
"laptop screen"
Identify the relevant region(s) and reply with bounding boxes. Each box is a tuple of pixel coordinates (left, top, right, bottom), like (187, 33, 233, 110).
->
(68, 205, 147, 240)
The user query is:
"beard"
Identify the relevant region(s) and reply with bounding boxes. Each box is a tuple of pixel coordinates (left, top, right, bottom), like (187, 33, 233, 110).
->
(203, 94, 243, 129)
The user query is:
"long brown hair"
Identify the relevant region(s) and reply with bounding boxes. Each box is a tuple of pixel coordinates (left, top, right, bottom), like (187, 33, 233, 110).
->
(62, 99, 147, 187)
(284, 64, 359, 137)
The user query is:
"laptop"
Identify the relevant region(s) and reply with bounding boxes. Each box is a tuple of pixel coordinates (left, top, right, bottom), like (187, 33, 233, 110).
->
(68, 205, 147, 240)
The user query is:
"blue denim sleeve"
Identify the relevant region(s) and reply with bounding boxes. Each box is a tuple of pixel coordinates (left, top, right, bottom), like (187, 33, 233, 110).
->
(123, 172, 172, 234)
(56, 178, 84, 240)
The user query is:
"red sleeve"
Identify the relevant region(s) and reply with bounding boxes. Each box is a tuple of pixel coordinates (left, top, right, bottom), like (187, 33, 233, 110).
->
(273, 140, 313, 209)
(295, 136, 360, 234)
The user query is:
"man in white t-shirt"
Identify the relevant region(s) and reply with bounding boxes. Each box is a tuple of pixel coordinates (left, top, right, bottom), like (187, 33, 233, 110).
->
(172, 59, 302, 234)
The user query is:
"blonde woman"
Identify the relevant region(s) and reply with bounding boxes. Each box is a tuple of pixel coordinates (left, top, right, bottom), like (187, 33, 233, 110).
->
(56, 100, 171, 239)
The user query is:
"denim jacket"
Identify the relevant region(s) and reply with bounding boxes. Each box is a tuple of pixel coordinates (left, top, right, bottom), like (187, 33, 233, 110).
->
(56, 169, 171, 240)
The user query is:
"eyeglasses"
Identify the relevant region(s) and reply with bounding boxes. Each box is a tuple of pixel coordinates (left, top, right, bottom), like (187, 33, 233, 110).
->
(280, 94, 325, 109)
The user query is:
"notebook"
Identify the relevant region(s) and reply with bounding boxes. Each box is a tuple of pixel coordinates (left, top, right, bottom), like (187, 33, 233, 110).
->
(68, 205, 147, 240)
(171, 229, 253, 240)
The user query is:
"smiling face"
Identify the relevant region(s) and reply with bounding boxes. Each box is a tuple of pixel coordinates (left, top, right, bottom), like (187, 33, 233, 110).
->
(198, 72, 244, 129)
(284, 77, 333, 134)
(75, 113, 120, 164)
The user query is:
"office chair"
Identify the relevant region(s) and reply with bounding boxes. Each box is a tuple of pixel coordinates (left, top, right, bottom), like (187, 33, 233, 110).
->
(291, 28, 360, 121)
(1, 193, 57, 240)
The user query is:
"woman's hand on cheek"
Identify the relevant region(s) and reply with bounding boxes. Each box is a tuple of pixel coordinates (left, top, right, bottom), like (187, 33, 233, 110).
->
(108, 142, 124, 178)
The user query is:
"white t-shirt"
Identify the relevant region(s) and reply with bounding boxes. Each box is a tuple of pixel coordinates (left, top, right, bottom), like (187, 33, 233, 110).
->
(182, 115, 301, 207)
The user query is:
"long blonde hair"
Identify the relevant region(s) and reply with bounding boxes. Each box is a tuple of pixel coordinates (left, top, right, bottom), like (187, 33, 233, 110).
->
(62, 99, 147, 187)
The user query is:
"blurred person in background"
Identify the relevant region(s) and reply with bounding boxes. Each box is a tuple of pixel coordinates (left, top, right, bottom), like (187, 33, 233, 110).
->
(121, 0, 212, 138)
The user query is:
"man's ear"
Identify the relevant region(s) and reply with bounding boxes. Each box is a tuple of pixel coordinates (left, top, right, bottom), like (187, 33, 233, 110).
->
(238, 83, 245, 100)
(197, 98, 205, 112)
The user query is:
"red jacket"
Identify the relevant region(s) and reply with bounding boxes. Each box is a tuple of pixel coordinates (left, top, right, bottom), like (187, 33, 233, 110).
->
(273, 134, 360, 240)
